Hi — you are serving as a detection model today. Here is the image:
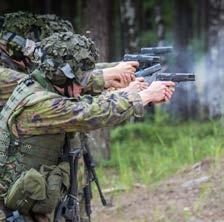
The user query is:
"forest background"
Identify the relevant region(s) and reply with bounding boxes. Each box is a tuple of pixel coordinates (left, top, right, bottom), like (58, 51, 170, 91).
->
(1, 0, 223, 185)
(1, 1, 224, 220)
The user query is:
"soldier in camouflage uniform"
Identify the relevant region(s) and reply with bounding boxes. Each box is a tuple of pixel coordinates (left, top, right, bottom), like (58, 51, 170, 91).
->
(0, 12, 144, 221)
(0, 11, 138, 111)
(0, 12, 74, 73)
(0, 31, 175, 221)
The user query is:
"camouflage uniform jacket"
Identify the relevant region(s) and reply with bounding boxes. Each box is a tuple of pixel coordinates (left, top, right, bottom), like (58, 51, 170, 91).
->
(0, 67, 26, 108)
(0, 67, 105, 111)
(0, 69, 143, 194)
(13, 74, 143, 136)
(95, 62, 118, 69)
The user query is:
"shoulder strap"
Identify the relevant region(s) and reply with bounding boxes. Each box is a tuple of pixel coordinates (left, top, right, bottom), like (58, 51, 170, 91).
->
(0, 76, 36, 153)
(0, 76, 36, 125)
(31, 69, 57, 93)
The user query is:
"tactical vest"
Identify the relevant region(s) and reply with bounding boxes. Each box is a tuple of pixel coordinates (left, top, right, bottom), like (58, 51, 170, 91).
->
(0, 71, 66, 199)
(0, 67, 27, 111)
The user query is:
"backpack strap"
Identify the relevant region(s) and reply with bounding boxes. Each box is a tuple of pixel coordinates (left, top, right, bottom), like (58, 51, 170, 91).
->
(0, 76, 36, 154)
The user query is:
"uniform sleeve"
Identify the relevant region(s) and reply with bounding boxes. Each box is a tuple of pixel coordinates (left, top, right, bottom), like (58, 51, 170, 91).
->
(83, 69, 105, 95)
(0, 68, 26, 107)
(83, 62, 120, 95)
(95, 62, 119, 69)
(15, 91, 144, 135)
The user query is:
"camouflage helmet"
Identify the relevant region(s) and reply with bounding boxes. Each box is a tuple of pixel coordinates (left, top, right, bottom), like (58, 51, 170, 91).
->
(1, 11, 74, 42)
(36, 14, 74, 39)
(39, 32, 98, 86)
(0, 11, 74, 71)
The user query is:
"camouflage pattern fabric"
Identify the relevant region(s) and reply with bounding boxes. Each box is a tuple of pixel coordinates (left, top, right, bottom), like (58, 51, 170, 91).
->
(0, 67, 26, 110)
(36, 14, 74, 37)
(0, 12, 75, 74)
(95, 62, 119, 69)
(39, 32, 98, 86)
(0, 12, 138, 221)
(0, 11, 115, 74)
(0, 73, 143, 221)
(1, 11, 40, 40)
(0, 67, 105, 111)
(1, 11, 74, 42)
(12, 79, 143, 136)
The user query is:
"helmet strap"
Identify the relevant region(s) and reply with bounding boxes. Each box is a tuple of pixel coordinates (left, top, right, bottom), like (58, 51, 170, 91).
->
(64, 78, 73, 97)
(29, 25, 41, 42)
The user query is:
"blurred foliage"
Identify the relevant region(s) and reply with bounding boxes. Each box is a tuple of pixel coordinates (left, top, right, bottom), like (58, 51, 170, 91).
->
(97, 117, 224, 188)
(139, 0, 175, 47)
(139, 30, 157, 47)
(142, 0, 174, 27)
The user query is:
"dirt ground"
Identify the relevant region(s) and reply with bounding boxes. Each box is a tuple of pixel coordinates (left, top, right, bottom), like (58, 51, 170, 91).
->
(92, 158, 224, 222)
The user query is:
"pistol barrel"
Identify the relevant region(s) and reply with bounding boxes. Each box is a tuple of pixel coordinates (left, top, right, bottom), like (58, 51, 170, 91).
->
(141, 46, 173, 55)
(124, 54, 160, 63)
(156, 73, 195, 82)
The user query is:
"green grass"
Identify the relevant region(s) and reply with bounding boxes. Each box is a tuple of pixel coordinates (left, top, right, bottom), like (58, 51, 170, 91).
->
(96, 117, 224, 189)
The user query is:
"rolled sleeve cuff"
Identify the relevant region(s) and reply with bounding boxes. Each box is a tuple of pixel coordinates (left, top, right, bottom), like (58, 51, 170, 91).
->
(91, 69, 105, 93)
(128, 93, 144, 118)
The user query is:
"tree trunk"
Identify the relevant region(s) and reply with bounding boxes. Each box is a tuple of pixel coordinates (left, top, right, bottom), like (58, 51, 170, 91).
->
(108, 0, 123, 60)
(193, 0, 210, 119)
(80, 0, 112, 160)
(120, 0, 139, 53)
(204, 0, 224, 118)
(195, 0, 209, 47)
(155, 2, 165, 47)
(81, 0, 110, 61)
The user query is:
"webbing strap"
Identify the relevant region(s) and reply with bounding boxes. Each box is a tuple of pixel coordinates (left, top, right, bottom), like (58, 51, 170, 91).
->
(0, 77, 36, 154)
(0, 77, 36, 129)
(31, 69, 56, 92)
(0, 77, 35, 149)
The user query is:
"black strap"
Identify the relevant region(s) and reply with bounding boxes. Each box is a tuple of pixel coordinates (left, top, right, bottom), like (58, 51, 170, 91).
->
(62, 133, 71, 161)
(81, 133, 107, 206)
(6, 32, 16, 43)
(29, 25, 40, 42)
(63, 79, 73, 97)
(55, 133, 81, 222)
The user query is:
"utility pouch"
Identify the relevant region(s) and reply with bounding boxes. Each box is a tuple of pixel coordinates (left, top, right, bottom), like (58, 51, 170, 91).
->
(32, 162, 70, 214)
(5, 168, 46, 215)
(5, 162, 70, 216)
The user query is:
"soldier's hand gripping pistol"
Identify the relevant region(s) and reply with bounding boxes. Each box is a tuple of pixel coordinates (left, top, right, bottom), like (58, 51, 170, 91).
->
(55, 133, 81, 222)
(123, 45, 195, 83)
